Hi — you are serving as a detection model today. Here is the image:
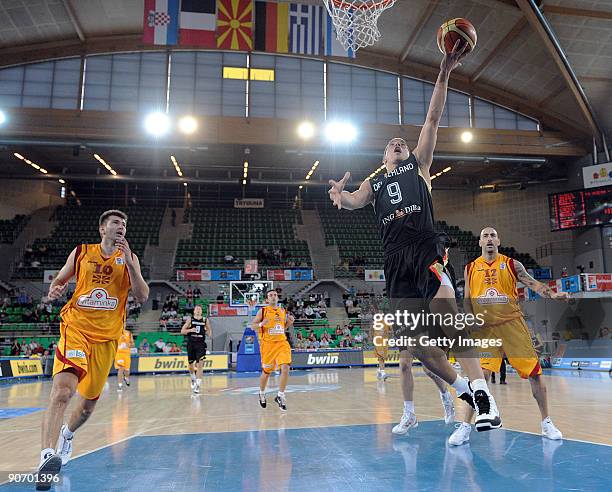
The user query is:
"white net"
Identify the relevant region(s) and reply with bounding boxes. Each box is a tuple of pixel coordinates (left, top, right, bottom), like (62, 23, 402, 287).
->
(323, 0, 397, 53)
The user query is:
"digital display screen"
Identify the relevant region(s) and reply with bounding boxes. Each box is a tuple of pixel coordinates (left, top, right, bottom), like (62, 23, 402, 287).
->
(549, 186, 612, 231)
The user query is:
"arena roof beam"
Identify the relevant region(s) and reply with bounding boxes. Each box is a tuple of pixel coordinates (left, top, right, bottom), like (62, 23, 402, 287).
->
(399, 0, 439, 63)
(542, 5, 612, 20)
(516, 0, 604, 142)
(538, 84, 566, 108)
(61, 0, 86, 42)
(471, 18, 527, 83)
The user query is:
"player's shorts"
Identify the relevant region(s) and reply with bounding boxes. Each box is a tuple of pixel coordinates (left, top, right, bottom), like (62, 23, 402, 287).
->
(114, 350, 131, 370)
(384, 233, 456, 351)
(53, 322, 117, 400)
(260, 340, 292, 374)
(373, 339, 389, 360)
(187, 342, 207, 364)
(477, 317, 542, 379)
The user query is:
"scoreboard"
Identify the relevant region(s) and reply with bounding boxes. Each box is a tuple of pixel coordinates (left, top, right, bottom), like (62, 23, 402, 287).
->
(549, 186, 612, 231)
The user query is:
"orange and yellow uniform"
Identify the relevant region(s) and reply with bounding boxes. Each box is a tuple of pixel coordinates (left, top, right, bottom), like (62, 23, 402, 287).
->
(373, 321, 392, 361)
(54, 243, 131, 399)
(114, 329, 134, 370)
(258, 306, 292, 374)
(466, 254, 541, 379)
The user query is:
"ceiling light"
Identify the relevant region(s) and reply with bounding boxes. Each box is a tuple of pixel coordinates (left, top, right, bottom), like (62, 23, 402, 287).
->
(144, 112, 171, 137)
(178, 115, 198, 135)
(461, 131, 473, 143)
(0, 110, 6, 125)
(297, 121, 315, 140)
(325, 121, 357, 142)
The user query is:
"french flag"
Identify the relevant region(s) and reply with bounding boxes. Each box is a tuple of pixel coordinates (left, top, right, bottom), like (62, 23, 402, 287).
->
(179, 0, 217, 47)
(143, 0, 180, 45)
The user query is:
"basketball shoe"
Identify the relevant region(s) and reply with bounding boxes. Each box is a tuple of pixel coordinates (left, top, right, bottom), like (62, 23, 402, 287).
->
(56, 424, 74, 466)
(448, 422, 472, 446)
(392, 412, 418, 435)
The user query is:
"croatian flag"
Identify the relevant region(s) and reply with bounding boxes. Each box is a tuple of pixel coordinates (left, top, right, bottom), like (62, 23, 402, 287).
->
(143, 0, 180, 45)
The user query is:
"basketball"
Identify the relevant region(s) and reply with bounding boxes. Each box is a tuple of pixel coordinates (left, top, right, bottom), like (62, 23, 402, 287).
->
(437, 18, 477, 54)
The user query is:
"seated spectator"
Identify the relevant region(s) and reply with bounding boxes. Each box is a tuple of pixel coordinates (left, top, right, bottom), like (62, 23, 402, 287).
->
(308, 332, 317, 344)
(193, 286, 201, 299)
(334, 325, 342, 338)
(139, 338, 151, 354)
(342, 326, 351, 338)
(313, 339, 321, 350)
(10, 339, 21, 356)
(304, 306, 315, 319)
(170, 342, 181, 353)
(186, 286, 193, 299)
(319, 338, 329, 349)
(163, 342, 172, 353)
(154, 338, 166, 353)
(354, 332, 363, 344)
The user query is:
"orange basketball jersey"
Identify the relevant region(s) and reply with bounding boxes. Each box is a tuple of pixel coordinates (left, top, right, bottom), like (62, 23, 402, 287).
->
(60, 243, 132, 342)
(259, 306, 287, 343)
(466, 254, 522, 326)
(117, 330, 134, 353)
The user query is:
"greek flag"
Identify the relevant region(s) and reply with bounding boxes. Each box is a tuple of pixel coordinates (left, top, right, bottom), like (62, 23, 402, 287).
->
(289, 3, 323, 55)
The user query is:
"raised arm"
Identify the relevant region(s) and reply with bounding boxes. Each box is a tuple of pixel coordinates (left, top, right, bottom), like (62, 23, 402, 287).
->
(47, 247, 77, 300)
(514, 260, 570, 300)
(414, 40, 468, 171)
(328, 173, 374, 211)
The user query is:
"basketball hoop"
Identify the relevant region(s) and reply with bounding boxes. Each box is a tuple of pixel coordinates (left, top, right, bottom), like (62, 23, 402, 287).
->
(323, 0, 396, 53)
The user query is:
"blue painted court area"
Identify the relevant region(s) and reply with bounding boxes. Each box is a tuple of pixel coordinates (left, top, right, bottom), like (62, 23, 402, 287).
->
(3, 421, 610, 491)
(0, 407, 43, 419)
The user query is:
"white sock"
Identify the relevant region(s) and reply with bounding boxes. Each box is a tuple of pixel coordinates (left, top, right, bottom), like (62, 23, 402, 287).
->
(278, 391, 285, 398)
(403, 401, 414, 414)
(118, 383, 122, 389)
(196, 379, 201, 386)
(190, 373, 196, 382)
(542, 416, 551, 424)
(41, 448, 54, 461)
(62, 426, 74, 439)
(451, 375, 469, 394)
(471, 378, 488, 393)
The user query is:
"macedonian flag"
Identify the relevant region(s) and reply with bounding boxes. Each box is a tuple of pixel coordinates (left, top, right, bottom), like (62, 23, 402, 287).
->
(217, 0, 253, 50)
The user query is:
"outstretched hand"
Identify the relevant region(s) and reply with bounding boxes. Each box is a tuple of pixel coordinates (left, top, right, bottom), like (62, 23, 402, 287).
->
(440, 39, 469, 74)
(328, 172, 351, 210)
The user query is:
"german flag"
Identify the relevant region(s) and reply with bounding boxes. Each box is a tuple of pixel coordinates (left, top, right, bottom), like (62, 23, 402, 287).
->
(254, 1, 289, 53)
(217, 0, 253, 50)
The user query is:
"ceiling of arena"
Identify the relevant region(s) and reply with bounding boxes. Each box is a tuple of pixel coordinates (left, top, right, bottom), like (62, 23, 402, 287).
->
(0, 0, 609, 190)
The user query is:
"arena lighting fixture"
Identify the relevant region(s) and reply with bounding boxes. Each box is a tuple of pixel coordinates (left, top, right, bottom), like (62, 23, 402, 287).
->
(183, 182, 188, 187)
(461, 131, 473, 143)
(144, 112, 171, 137)
(299, 185, 303, 189)
(13, 152, 48, 174)
(93, 153, 118, 176)
(243, 161, 249, 182)
(325, 121, 357, 142)
(430, 166, 452, 181)
(170, 155, 183, 177)
(0, 110, 6, 125)
(58, 179, 65, 184)
(305, 160, 319, 180)
(178, 115, 198, 135)
(368, 163, 386, 180)
(297, 121, 315, 140)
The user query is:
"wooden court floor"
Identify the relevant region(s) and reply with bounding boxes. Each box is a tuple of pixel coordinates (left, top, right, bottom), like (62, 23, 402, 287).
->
(0, 367, 610, 490)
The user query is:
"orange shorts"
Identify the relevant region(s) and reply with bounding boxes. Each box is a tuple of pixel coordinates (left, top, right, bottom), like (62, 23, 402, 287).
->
(53, 322, 118, 400)
(260, 340, 292, 374)
(114, 350, 131, 370)
(478, 318, 542, 379)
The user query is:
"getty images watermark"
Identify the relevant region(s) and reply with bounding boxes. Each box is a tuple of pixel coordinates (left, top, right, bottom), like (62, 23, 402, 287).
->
(372, 310, 503, 350)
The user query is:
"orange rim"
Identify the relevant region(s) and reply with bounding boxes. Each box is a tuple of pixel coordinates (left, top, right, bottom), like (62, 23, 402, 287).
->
(331, 0, 394, 11)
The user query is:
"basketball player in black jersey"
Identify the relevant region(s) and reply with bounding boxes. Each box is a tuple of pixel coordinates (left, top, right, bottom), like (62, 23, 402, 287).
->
(181, 305, 212, 394)
(328, 40, 501, 437)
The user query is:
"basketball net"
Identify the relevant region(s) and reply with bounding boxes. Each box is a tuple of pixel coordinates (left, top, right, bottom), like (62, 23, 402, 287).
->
(323, 0, 397, 53)
(246, 297, 258, 316)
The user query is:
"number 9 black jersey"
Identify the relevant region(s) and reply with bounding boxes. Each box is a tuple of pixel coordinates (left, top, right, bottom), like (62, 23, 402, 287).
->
(370, 154, 436, 255)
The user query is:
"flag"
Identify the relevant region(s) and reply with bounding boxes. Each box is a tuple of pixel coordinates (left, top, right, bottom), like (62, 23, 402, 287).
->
(289, 3, 323, 55)
(324, 10, 355, 58)
(254, 1, 289, 53)
(143, 0, 180, 45)
(217, 0, 254, 50)
(180, 0, 217, 47)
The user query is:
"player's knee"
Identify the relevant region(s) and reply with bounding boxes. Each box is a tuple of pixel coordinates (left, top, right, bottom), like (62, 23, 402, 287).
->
(51, 385, 74, 406)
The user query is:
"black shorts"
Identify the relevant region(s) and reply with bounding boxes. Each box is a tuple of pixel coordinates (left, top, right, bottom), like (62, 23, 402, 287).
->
(187, 342, 207, 364)
(384, 233, 457, 349)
